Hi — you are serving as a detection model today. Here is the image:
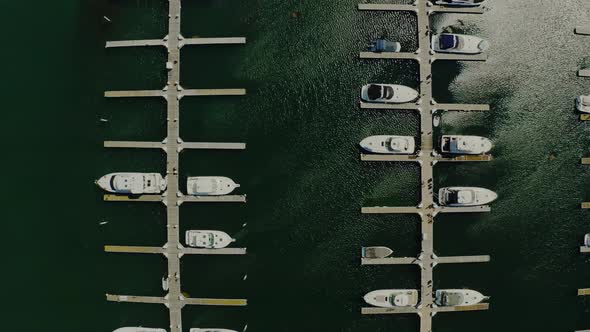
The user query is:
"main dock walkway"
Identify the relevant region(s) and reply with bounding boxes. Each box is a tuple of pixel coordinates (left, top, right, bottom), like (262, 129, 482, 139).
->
(358, 2, 491, 331)
(102, 1, 247, 331)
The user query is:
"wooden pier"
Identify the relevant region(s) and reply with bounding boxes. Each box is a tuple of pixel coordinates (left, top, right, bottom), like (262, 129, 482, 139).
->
(358, 2, 491, 331)
(102, 1, 247, 331)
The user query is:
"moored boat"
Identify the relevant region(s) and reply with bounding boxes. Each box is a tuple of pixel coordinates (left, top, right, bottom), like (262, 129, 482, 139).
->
(113, 328, 166, 332)
(431, 33, 489, 54)
(96, 173, 166, 194)
(584, 234, 590, 247)
(186, 176, 239, 196)
(438, 187, 497, 206)
(364, 289, 419, 308)
(362, 246, 394, 259)
(576, 95, 590, 113)
(440, 135, 492, 155)
(361, 84, 419, 104)
(185, 230, 235, 249)
(368, 39, 401, 53)
(189, 329, 238, 332)
(435, 0, 485, 7)
(434, 289, 487, 306)
(360, 135, 416, 154)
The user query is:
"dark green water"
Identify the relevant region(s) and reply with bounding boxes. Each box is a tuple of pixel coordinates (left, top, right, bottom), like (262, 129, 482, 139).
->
(6, 0, 590, 331)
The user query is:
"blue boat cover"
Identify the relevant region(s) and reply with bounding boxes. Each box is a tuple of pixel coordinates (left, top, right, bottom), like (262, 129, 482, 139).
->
(439, 34, 458, 49)
(375, 39, 388, 52)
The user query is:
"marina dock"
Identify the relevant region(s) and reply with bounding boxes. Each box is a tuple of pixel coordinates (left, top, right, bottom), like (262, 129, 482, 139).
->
(102, 0, 247, 331)
(358, 1, 491, 331)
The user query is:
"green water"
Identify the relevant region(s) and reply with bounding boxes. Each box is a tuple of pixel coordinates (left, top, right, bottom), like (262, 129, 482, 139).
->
(6, 0, 590, 331)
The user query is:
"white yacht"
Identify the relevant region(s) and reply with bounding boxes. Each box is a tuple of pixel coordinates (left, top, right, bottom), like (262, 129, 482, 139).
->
(96, 173, 166, 194)
(576, 95, 590, 113)
(364, 289, 419, 308)
(190, 329, 238, 332)
(361, 84, 419, 103)
(113, 328, 166, 332)
(584, 234, 590, 247)
(435, 0, 486, 7)
(362, 246, 394, 259)
(360, 135, 416, 154)
(434, 289, 487, 307)
(186, 176, 239, 196)
(431, 33, 489, 54)
(185, 230, 235, 249)
(440, 135, 492, 155)
(438, 187, 497, 206)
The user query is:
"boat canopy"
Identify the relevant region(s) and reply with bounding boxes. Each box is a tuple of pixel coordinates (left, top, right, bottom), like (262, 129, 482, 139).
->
(581, 96, 590, 106)
(373, 39, 398, 52)
(439, 34, 459, 50)
(390, 137, 409, 151)
(391, 294, 410, 306)
(439, 292, 464, 306)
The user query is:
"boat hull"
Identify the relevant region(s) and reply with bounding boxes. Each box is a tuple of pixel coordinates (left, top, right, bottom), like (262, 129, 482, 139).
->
(186, 176, 239, 196)
(434, 289, 486, 306)
(438, 187, 497, 206)
(361, 84, 419, 103)
(190, 329, 238, 332)
(362, 246, 394, 259)
(113, 328, 167, 332)
(96, 173, 166, 194)
(440, 135, 492, 155)
(576, 96, 590, 113)
(360, 135, 416, 154)
(185, 230, 235, 249)
(435, 0, 485, 7)
(364, 289, 419, 308)
(431, 33, 489, 54)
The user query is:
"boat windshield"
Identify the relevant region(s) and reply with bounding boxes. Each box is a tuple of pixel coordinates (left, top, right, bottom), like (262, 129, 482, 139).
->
(439, 34, 458, 50)
(383, 86, 394, 99)
(367, 84, 382, 100)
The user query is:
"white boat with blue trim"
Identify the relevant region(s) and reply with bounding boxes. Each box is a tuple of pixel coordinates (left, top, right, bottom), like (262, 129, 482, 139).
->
(431, 33, 489, 54)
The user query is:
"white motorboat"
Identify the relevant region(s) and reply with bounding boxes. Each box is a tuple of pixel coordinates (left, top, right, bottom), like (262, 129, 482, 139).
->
(584, 234, 590, 247)
(113, 328, 166, 332)
(361, 84, 419, 103)
(435, 0, 486, 7)
(364, 289, 419, 308)
(360, 135, 416, 154)
(185, 230, 235, 249)
(431, 33, 489, 54)
(440, 135, 492, 155)
(576, 95, 590, 113)
(368, 39, 401, 53)
(434, 289, 487, 306)
(438, 187, 497, 206)
(186, 176, 239, 196)
(190, 329, 238, 332)
(362, 246, 394, 259)
(96, 173, 166, 194)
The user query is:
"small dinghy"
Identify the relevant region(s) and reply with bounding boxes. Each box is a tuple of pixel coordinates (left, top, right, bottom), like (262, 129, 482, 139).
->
(435, 0, 485, 7)
(362, 246, 394, 259)
(113, 328, 166, 332)
(361, 84, 419, 104)
(576, 95, 590, 113)
(364, 289, 419, 308)
(431, 33, 489, 54)
(186, 176, 240, 196)
(368, 39, 401, 53)
(359, 135, 416, 154)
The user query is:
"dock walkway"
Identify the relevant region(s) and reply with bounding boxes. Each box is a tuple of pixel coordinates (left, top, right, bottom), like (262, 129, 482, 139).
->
(102, 1, 247, 331)
(358, 2, 491, 331)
